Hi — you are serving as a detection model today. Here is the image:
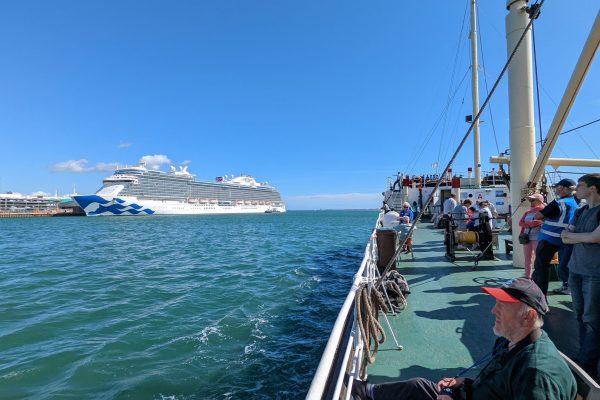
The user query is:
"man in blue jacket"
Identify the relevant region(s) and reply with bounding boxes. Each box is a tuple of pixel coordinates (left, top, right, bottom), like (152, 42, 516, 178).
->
(532, 178, 578, 296)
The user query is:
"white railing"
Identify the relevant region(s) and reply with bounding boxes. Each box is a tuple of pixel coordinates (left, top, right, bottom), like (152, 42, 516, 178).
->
(306, 212, 383, 399)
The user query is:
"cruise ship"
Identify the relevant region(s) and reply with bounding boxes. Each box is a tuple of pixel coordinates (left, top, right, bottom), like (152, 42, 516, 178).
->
(72, 164, 286, 216)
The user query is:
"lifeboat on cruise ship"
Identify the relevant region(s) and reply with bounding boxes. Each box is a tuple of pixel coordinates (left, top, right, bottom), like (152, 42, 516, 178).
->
(259, 201, 264, 205)
(251, 201, 258, 205)
(209, 199, 218, 204)
(236, 200, 244, 205)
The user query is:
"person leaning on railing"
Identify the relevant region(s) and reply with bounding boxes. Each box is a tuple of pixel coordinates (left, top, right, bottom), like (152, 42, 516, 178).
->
(352, 278, 576, 400)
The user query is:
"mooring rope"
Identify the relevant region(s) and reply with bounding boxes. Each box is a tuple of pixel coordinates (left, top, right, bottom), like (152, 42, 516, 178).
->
(381, 277, 408, 313)
(355, 282, 387, 367)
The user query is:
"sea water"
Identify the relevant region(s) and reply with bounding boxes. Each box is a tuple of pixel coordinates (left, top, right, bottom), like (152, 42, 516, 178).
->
(0, 210, 376, 399)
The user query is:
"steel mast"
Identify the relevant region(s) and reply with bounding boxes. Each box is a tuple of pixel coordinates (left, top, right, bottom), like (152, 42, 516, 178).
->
(470, 0, 482, 188)
(506, 0, 537, 269)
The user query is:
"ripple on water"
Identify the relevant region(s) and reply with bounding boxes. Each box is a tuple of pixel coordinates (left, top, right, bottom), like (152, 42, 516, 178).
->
(0, 210, 376, 399)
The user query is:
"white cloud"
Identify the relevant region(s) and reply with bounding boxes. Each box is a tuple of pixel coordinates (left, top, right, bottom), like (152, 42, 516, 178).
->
(51, 159, 89, 172)
(118, 141, 132, 148)
(181, 160, 192, 165)
(284, 192, 381, 210)
(93, 162, 120, 172)
(139, 154, 171, 170)
(51, 159, 120, 173)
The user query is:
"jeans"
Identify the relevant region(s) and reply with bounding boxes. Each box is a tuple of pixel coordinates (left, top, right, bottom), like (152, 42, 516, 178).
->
(569, 272, 600, 379)
(532, 240, 561, 295)
(372, 377, 439, 400)
(558, 244, 573, 286)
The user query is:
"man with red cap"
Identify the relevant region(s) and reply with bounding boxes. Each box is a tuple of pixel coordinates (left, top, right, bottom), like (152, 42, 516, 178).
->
(352, 278, 576, 400)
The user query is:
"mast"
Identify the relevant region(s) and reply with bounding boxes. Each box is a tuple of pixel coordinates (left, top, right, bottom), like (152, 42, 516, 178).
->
(470, 0, 482, 188)
(506, 0, 536, 269)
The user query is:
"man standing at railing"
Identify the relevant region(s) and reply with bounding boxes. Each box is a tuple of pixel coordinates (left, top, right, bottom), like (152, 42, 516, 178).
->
(351, 278, 576, 400)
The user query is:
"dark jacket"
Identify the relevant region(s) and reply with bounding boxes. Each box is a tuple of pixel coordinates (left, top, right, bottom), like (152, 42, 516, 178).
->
(467, 330, 576, 400)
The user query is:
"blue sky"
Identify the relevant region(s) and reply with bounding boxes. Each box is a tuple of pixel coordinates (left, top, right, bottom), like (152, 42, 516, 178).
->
(0, 1, 598, 210)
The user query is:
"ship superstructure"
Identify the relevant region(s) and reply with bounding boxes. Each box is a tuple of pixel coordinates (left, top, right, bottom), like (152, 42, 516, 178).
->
(72, 164, 286, 216)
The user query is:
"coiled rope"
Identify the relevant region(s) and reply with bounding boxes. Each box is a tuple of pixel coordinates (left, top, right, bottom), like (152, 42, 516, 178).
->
(381, 271, 408, 313)
(355, 282, 387, 368)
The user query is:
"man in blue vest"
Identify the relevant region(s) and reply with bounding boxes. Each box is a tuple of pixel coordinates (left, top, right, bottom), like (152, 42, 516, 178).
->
(532, 178, 578, 296)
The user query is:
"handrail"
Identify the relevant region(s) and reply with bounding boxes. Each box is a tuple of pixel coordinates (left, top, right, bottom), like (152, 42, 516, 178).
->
(559, 351, 600, 400)
(306, 213, 382, 399)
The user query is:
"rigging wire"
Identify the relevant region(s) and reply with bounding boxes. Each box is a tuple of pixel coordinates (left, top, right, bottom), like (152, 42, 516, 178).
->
(377, 0, 546, 290)
(476, 3, 501, 155)
(528, 5, 598, 185)
(537, 117, 600, 142)
(532, 21, 545, 146)
(403, 68, 471, 174)
(536, 87, 600, 162)
(437, 3, 470, 172)
(403, 3, 469, 175)
(439, 83, 471, 171)
(536, 84, 600, 159)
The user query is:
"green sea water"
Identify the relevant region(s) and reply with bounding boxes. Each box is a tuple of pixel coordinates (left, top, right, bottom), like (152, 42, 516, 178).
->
(0, 210, 377, 399)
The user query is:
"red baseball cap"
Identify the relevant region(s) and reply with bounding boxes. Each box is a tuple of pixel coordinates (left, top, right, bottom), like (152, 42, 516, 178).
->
(481, 278, 548, 315)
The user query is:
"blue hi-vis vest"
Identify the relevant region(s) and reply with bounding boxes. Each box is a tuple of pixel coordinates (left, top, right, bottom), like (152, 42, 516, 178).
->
(538, 196, 578, 245)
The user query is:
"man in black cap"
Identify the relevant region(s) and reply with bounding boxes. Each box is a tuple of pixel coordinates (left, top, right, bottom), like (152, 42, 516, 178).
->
(532, 178, 578, 296)
(352, 278, 576, 400)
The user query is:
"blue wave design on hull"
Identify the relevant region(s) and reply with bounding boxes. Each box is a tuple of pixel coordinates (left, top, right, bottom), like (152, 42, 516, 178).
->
(73, 195, 155, 216)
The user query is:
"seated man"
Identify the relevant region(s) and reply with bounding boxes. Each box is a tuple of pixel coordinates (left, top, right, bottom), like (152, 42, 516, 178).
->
(353, 278, 576, 400)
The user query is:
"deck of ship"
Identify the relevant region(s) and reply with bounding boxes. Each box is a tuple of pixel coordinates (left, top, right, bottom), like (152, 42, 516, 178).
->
(367, 221, 578, 384)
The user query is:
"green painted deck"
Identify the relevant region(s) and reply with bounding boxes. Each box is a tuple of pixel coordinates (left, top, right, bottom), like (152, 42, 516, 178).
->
(367, 222, 578, 384)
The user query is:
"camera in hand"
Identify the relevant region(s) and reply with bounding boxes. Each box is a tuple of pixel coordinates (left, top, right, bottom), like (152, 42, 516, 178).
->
(439, 386, 454, 396)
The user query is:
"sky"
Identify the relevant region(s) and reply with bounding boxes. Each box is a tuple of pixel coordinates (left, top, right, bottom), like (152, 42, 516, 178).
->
(0, 1, 598, 210)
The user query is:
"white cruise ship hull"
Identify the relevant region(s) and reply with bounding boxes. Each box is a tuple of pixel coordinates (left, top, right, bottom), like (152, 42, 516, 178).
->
(72, 195, 286, 216)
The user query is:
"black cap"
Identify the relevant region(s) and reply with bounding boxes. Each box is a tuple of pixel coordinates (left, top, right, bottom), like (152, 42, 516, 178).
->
(554, 178, 576, 188)
(481, 278, 549, 315)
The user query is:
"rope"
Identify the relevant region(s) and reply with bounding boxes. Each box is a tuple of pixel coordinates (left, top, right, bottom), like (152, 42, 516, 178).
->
(355, 283, 387, 368)
(381, 278, 408, 313)
(476, 4, 500, 155)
